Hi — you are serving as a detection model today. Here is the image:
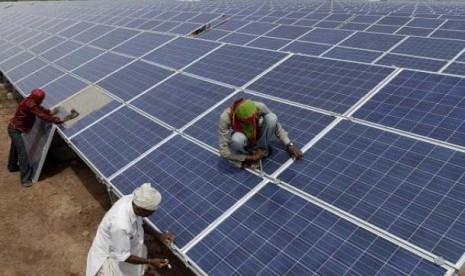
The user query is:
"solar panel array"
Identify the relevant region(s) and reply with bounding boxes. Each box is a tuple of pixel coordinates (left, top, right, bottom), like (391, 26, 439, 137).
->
(1, 0, 464, 275)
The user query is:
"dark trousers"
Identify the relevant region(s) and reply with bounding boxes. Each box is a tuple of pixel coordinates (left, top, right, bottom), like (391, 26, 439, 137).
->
(7, 128, 31, 184)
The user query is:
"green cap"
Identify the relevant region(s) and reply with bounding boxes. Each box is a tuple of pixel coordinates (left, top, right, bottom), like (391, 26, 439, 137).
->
(235, 99, 257, 119)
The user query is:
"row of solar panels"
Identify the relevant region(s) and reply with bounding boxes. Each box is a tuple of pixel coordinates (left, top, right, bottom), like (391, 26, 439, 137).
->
(1, 1, 465, 275)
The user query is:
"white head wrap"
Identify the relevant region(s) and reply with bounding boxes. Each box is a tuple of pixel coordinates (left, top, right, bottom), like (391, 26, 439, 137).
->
(133, 183, 162, 211)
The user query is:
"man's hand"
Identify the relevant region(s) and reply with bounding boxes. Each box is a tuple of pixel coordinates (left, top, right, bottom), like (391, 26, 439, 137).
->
(160, 230, 175, 245)
(287, 145, 303, 160)
(245, 148, 267, 162)
(148, 258, 169, 268)
(63, 109, 80, 122)
(51, 106, 59, 115)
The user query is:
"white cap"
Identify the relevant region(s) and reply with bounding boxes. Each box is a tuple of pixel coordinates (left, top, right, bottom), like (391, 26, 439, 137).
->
(133, 183, 162, 211)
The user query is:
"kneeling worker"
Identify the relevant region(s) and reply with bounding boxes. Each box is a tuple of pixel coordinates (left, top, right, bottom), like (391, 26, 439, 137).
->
(219, 98, 303, 169)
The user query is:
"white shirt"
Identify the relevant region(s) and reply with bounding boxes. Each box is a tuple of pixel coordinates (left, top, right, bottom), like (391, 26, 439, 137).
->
(86, 195, 145, 276)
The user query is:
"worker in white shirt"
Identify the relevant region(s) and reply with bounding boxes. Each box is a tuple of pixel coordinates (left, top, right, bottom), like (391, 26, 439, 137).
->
(86, 183, 175, 276)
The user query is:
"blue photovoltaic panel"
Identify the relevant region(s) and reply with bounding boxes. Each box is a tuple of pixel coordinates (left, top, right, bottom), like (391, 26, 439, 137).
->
(365, 24, 400, 34)
(294, 19, 319, 27)
(90, 28, 140, 50)
(246, 37, 290, 50)
(186, 45, 286, 87)
(323, 47, 382, 63)
(430, 29, 465, 40)
(440, 20, 465, 31)
(236, 22, 278, 35)
(377, 16, 411, 26)
(169, 22, 201, 35)
(41, 40, 82, 62)
(16, 65, 64, 94)
(376, 54, 447, 72)
(279, 120, 465, 262)
(131, 74, 233, 128)
(198, 29, 229, 41)
(281, 41, 331, 56)
(42, 74, 87, 108)
(257, 17, 277, 24)
(188, 184, 447, 276)
(219, 33, 257, 45)
(72, 52, 132, 83)
(248, 55, 394, 113)
(339, 22, 369, 31)
(216, 19, 251, 31)
(111, 136, 263, 247)
(355, 70, 465, 147)
(264, 25, 311, 39)
(396, 27, 433, 37)
(54, 46, 103, 71)
(350, 15, 381, 23)
(10, 29, 37, 44)
(155, 11, 179, 20)
(406, 18, 444, 28)
(458, 53, 465, 62)
(275, 18, 298, 25)
(170, 12, 197, 21)
(29, 36, 65, 54)
(72, 24, 114, 43)
(60, 100, 122, 137)
(443, 62, 465, 76)
(22, 33, 51, 48)
(97, 61, 173, 101)
(303, 13, 328, 20)
(314, 21, 341, 28)
(340, 32, 404, 51)
(124, 18, 147, 29)
(46, 20, 77, 34)
(71, 107, 171, 177)
(0, 46, 22, 63)
(143, 37, 219, 70)
(113, 32, 174, 58)
(0, 51, 33, 72)
(185, 92, 334, 174)
(189, 13, 220, 23)
(299, 28, 353, 44)
(152, 21, 180, 32)
(6, 58, 47, 82)
(57, 21, 94, 38)
(137, 20, 162, 30)
(392, 37, 465, 60)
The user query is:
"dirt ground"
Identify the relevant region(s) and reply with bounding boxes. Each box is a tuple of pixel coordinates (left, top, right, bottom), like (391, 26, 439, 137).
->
(0, 85, 193, 276)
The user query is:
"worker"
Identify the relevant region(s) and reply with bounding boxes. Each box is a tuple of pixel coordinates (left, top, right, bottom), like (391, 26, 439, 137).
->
(219, 98, 303, 169)
(86, 183, 175, 276)
(7, 88, 79, 187)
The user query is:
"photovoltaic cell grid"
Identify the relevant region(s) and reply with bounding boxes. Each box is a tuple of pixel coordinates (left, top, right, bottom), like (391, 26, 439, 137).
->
(72, 52, 132, 83)
(323, 47, 382, 63)
(355, 70, 465, 147)
(185, 92, 335, 174)
(376, 54, 447, 72)
(248, 55, 394, 114)
(340, 32, 404, 51)
(71, 107, 172, 177)
(112, 32, 174, 58)
(279, 120, 465, 262)
(111, 136, 263, 247)
(143, 37, 220, 70)
(41, 41, 83, 62)
(54, 46, 103, 71)
(131, 74, 234, 129)
(42, 74, 87, 108)
(16, 65, 64, 94)
(392, 37, 465, 60)
(186, 44, 286, 87)
(443, 62, 465, 76)
(97, 60, 173, 102)
(188, 184, 446, 276)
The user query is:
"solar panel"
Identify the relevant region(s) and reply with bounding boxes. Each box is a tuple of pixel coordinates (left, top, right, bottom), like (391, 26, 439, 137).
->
(248, 55, 394, 113)
(263, 25, 311, 39)
(395, 27, 433, 37)
(188, 184, 446, 276)
(198, 29, 230, 41)
(443, 62, 465, 76)
(16, 65, 64, 94)
(406, 18, 444, 28)
(72, 24, 114, 43)
(280, 120, 465, 262)
(185, 44, 286, 87)
(216, 19, 250, 32)
(354, 70, 465, 147)
(112, 32, 174, 58)
(376, 54, 447, 72)
(111, 135, 263, 247)
(29, 36, 66, 55)
(42, 74, 87, 107)
(137, 20, 163, 30)
(323, 47, 382, 63)
(72, 52, 132, 83)
(350, 15, 381, 23)
(41, 40, 82, 62)
(20, 32, 51, 48)
(189, 12, 221, 23)
(236, 22, 278, 35)
(219, 32, 257, 45)
(440, 19, 465, 31)
(71, 107, 172, 177)
(45, 20, 77, 34)
(365, 24, 400, 34)
(171, 12, 198, 22)
(339, 22, 369, 31)
(340, 32, 404, 51)
(185, 92, 334, 173)
(143, 37, 220, 70)
(430, 29, 465, 40)
(392, 37, 465, 60)
(314, 20, 341, 28)
(281, 41, 331, 56)
(6, 58, 47, 82)
(152, 21, 180, 32)
(0, 51, 33, 72)
(299, 28, 354, 44)
(56, 22, 93, 38)
(97, 61, 173, 101)
(90, 28, 140, 50)
(377, 16, 411, 26)
(54, 46, 103, 71)
(246, 37, 290, 50)
(131, 74, 233, 128)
